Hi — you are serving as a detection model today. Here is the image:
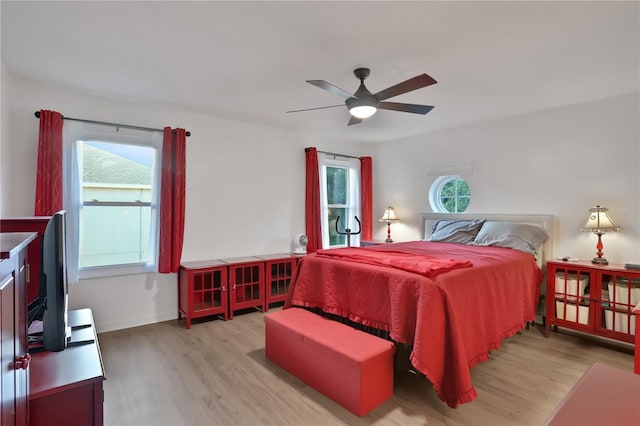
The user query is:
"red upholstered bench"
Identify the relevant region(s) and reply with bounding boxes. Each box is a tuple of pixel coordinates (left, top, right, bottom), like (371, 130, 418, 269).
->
(264, 308, 395, 416)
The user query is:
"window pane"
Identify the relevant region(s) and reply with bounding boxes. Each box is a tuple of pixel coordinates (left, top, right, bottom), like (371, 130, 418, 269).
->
(79, 205, 151, 268)
(456, 179, 470, 196)
(441, 180, 456, 197)
(326, 167, 347, 205)
(328, 207, 346, 246)
(82, 141, 154, 202)
(442, 197, 456, 213)
(457, 197, 470, 212)
(79, 140, 156, 269)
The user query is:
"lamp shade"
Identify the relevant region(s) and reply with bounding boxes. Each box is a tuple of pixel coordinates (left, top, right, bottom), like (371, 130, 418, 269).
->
(582, 205, 622, 234)
(379, 206, 399, 223)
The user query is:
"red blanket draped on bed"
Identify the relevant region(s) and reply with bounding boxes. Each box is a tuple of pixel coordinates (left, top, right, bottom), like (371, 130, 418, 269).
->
(316, 247, 472, 277)
(285, 241, 541, 408)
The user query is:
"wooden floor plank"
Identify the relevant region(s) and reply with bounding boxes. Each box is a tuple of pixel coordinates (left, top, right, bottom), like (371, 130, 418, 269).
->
(99, 308, 634, 426)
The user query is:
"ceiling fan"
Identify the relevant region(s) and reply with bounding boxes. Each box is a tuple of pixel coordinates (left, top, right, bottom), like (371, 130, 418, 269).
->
(287, 67, 437, 126)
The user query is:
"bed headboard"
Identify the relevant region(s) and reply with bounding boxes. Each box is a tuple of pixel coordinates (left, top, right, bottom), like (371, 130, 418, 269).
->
(420, 212, 554, 266)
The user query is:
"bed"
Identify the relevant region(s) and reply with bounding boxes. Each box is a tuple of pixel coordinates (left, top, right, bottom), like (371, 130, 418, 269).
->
(284, 213, 553, 408)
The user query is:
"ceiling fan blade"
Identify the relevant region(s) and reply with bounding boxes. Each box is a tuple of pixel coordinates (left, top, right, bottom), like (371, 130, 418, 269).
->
(347, 116, 362, 126)
(307, 80, 354, 99)
(286, 105, 344, 113)
(374, 73, 437, 101)
(379, 102, 434, 115)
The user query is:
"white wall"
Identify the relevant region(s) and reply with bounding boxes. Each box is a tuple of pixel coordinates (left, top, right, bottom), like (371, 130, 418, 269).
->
(3, 73, 369, 332)
(1, 62, 9, 215)
(5, 71, 638, 331)
(371, 92, 640, 264)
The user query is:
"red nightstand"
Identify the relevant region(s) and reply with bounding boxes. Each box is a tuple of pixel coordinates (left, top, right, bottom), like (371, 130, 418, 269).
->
(220, 256, 265, 319)
(179, 259, 228, 328)
(255, 253, 302, 309)
(545, 260, 639, 344)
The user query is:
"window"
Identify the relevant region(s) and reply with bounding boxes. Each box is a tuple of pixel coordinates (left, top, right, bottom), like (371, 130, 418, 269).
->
(429, 175, 471, 213)
(319, 156, 361, 248)
(64, 123, 162, 280)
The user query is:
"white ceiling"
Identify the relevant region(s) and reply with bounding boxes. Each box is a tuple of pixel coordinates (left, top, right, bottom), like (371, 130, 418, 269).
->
(2, 1, 638, 143)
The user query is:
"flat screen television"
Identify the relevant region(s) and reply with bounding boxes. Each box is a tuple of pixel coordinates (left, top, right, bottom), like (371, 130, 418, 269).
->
(28, 210, 70, 352)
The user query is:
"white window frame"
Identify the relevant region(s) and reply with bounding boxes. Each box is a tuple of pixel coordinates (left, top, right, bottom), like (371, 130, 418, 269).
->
(63, 121, 163, 281)
(319, 155, 361, 248)
(429, 175, 471, 213)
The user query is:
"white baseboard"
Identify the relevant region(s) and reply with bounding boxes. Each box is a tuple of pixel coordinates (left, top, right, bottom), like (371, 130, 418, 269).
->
(95, 311, 178, 334)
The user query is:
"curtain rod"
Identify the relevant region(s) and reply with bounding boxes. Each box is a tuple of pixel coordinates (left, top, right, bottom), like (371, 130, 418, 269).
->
(34, 111, 191, 137)
(306, 147, 362, 160)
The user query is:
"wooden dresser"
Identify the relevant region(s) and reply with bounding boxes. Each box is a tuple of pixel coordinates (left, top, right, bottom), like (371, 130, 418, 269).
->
(29, 308, 106, 426)
(1, 232, 36, 426)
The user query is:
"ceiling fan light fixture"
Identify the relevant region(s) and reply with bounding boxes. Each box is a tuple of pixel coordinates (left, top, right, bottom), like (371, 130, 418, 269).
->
(346, 96, 379, 119)
(349, 105, 377, 119)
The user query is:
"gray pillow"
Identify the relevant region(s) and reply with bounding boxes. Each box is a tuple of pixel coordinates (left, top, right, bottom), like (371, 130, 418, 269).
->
(472, 221, 549, 255)
(429, 219, 486, 244)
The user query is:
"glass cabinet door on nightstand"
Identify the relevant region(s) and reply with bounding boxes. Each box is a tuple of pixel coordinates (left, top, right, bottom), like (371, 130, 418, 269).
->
(222, 257, 265, 319)
(179, 260, 228, 329)
(598, 271, 638, 340)
(265, 259, 293, 305)
(549, 266, 595, 332)
(191, 269, 226, 313)
(546, 261, 637, 344)
(256, 254, 299, 309)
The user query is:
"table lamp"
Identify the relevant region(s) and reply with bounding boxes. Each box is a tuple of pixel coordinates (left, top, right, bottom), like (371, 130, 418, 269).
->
(379, 206, 399, 243)
(582, 205, 621, 265)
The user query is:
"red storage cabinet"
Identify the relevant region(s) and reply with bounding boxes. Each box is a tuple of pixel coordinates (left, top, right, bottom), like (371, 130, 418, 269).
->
(546, 260, 639, 344)
(256, 253, 300, 309)
(221, 256, 265, 319)
(179, 259, 228, 329)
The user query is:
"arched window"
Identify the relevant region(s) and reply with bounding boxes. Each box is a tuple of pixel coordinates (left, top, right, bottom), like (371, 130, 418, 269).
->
(429, 175, 471, 213)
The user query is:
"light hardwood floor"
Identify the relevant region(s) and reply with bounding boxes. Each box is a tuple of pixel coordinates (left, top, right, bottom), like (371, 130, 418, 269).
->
(99, 308, 634, 426)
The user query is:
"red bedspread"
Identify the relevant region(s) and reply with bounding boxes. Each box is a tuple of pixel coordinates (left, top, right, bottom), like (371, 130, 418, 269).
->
(284, 241, 542, 408)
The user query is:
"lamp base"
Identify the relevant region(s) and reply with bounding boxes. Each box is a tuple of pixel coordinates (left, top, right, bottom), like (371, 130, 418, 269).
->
(385, 237, 393, 243)
(591, 257, 609, 265)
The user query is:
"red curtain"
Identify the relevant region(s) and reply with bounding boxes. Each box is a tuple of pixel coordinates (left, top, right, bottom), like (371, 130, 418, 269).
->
(360, 156, 373, 241)
(305, 147, 322, 253)
(34, 110, 64, 215)
(158, 127, 186, 273)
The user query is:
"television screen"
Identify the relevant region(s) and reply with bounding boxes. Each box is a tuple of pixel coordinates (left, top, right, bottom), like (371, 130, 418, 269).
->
(28, 210, 70, 352)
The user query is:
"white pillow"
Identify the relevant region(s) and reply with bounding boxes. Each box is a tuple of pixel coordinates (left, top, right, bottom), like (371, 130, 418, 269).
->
(472, 221, 548, 255)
